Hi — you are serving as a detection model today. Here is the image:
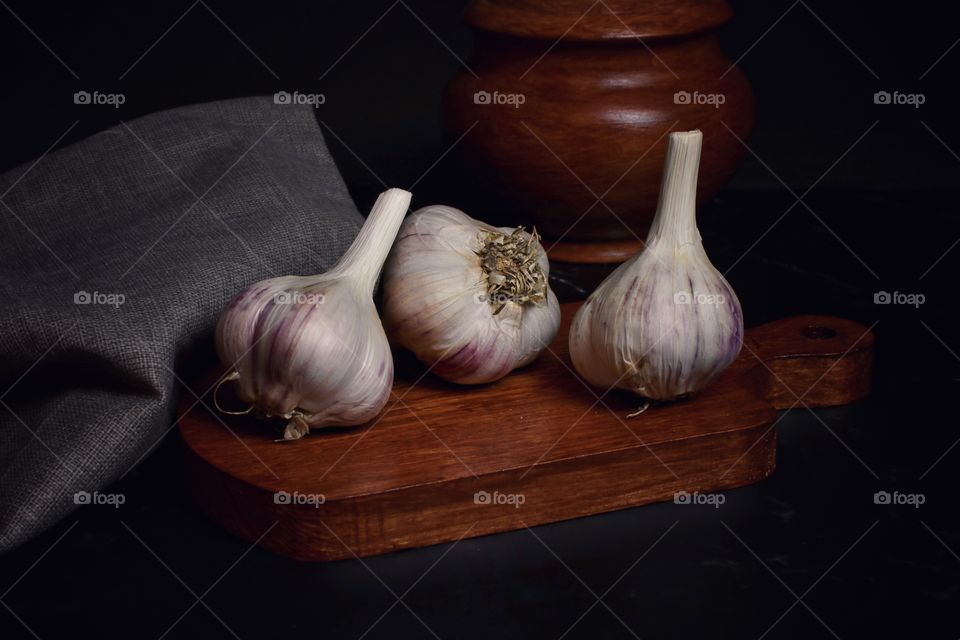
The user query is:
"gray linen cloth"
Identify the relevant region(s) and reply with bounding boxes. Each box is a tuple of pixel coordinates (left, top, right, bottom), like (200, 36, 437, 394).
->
(0, 97, 363, 551)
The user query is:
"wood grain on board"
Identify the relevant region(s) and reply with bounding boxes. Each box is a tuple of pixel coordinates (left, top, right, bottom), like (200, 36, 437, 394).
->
(180, 304, 873, 561)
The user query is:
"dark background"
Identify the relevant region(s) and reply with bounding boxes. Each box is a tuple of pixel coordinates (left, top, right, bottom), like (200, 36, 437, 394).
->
(1, 0, 959, 192)
(2, 1, 959, 638)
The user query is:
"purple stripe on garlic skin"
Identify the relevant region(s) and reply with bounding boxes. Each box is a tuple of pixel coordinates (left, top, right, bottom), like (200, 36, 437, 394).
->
(214, 189, 411, 438)
(569, 131, 743, 402)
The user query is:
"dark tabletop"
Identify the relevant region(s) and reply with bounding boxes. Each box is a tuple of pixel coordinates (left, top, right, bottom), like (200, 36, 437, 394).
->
(2, 189, 957, 639)
(2, 0, 959, 637)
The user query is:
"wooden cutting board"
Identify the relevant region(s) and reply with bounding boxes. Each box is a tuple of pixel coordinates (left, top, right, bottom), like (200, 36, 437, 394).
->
(179, 303, 873, 561)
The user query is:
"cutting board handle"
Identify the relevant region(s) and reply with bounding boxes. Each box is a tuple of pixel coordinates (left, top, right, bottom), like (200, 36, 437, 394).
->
(740, 315, 874, 409)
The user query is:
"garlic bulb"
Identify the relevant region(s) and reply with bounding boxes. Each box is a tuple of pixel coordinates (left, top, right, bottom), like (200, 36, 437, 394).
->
(383, 206, 561, 384)
(569, 131, 743, 402)
(215, 188, 411, 440)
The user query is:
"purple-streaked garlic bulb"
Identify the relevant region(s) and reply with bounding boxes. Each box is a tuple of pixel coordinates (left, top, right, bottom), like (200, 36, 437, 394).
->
(569, 131, 743, 402)
(383, 206, 560, 384)
(215, 188, 411, 440)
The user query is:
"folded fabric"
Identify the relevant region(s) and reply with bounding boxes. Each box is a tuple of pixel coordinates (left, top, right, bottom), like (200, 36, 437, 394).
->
(0, 96, 363, 552)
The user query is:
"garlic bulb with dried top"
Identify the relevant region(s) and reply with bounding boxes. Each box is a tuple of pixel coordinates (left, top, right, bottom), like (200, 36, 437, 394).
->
(569, 131, 743, 402)
(383, 206, 561, 384)
(215, 188, 411, 440)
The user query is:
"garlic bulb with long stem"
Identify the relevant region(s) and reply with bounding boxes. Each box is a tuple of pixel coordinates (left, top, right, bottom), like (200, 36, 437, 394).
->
(569, 131, 743, 402)
(215, 188, 411, 440)
(383, 206, 561, 384)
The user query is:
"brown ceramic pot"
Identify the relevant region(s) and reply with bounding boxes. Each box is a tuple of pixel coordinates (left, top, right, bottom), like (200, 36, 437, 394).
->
(444, 0, 754, 263)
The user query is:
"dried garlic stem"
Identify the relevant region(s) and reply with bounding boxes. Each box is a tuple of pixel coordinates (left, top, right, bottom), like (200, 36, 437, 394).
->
(478, 227, 548, 314)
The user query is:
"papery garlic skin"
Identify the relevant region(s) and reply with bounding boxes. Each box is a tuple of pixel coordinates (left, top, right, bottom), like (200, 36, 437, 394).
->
(216, 276, 392, 426)
(383, 206, 561, 384)
(215, 188, 411, 437)
(569, 131, 743, 401)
